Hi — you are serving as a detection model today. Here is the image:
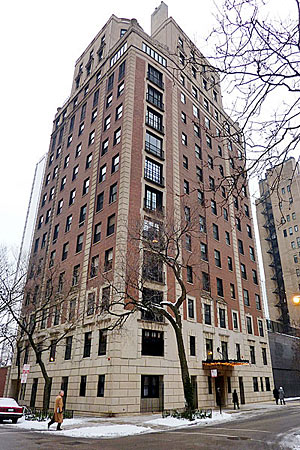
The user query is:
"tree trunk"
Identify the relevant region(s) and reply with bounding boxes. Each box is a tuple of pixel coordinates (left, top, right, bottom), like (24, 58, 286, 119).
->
(29, 336, 51, 411)
(172, 322, 195, 410)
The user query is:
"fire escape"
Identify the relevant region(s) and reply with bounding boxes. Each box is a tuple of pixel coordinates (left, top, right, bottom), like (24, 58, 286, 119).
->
(261, 197, 290, 333)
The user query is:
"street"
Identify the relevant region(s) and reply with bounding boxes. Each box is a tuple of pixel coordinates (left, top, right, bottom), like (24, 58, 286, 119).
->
(0, 404, 299, 449)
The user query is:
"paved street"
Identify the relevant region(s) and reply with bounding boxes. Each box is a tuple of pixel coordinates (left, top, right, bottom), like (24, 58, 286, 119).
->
(0, 404, 299, 449)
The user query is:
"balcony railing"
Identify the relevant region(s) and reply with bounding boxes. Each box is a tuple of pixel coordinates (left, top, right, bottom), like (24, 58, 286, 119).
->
(146, 93, 164, 111)
(142, 268, 165, 284)
(144, 169, 165, 187)
(143, 198, 164, 216)
(147, 71, 164, 89)
(145, 115, 164, 134)
(145, 141, 164, 160)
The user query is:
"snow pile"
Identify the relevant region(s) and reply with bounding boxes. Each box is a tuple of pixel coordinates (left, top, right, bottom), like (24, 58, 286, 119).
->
(58, 424, 150, 438)
(6, 417, 92, 431)
(280, 431, 300, 449)
(146, 411, 234, 428)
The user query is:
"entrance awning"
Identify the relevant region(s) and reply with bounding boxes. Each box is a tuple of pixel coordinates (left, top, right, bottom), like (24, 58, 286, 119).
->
(202, 359, 249, 369)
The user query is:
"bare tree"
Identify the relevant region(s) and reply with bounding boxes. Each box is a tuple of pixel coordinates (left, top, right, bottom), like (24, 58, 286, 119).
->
(0, 246, 82, 410)
(101, 207, 205, 411)
(206, 0, 300, 183)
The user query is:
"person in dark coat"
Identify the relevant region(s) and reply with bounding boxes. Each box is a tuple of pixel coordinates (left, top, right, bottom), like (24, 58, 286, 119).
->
(278, 386, 286, 405)
(273, 387, 279, 405)
(232, 389, 240, 410)
(48, 390, 64, 430)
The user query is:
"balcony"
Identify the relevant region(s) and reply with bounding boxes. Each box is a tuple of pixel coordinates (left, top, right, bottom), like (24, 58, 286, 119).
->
(147, 71, 164, 90)
(143, 198, 164, 216)
(146, 93, 164, 111)
(145, 141, 164, 160)
(142, 267, 165, 284)
(144, 169, 165, 187)
(145, 114, 164, 134)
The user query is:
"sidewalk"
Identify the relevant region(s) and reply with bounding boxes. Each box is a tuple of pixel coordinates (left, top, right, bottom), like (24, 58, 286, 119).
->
(6, 398, 300, 439)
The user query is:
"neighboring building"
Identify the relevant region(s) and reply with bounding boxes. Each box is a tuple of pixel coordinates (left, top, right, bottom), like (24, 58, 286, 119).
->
(256, 157, 300, 331)
(7, 2, 273, 415)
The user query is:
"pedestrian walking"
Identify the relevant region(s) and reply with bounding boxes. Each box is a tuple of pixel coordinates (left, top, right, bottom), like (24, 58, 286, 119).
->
(273, 387, 279, 405)
(48, 390, 64, 430)
(232, 389, 240, 410)
(278, 387, 286, 405)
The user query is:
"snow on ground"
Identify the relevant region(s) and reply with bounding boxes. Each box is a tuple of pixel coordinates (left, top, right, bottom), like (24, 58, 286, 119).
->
(146, 411, 234, 428)
(4, 417, 93, 431)
(280, 430, 300, 449)
(57, 424, 150, 438)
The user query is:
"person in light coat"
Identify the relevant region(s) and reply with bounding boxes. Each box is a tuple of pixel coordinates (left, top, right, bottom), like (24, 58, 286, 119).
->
(278, 386, 286, 405)
(48, 390, 64, 430)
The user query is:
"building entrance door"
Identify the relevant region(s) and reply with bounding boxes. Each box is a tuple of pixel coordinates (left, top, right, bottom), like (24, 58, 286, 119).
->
(215, 376, 225, 406)
(239, 376, 245, 404)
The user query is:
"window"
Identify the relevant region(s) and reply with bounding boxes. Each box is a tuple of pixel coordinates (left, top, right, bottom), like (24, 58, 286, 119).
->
(96, 192, 104, 212)
(142, 329, 164, 356)
(190, 336, 196, 356)
(67, 134, 73, 147)
(107, 214, 115, 236)
(246, 316, 253, 334)
(99, 164, 107, 182)
(181, 132, 187, 146)
(187, 298, 195, 319)
(62, 242, 69, 261)
(72, 165, 79, 181)
(225, 231, 231, 245)
(104, 115, 111, 131)
(104, 248, 113, 272)
(187, 265, 193, 283)
(252, 269, 258, 284)
(265, 377, 271, 391)
(113, 128, 121, 145)
(117, 81, 124, 97)
(192, 86, 198, 99)
(219, 308, 226, 328)
(115, 104, 123, 120)
(241, 263, 247, 279)
(258, 319, 264, 337)
(88, 130, 95, 145)
(49, 340, 56, 362)
(97, 375, 105, 397)
(202, 271, 210, 291)
(201, 242, 208, 261)
(215, 250, 221, 268)
(145, 186, 163, 212)
(79, 376, 87, 397)
(78, 123, 84, 136)
(211, 200, 217, 215)
(72, 265, 80, 286)
(183, 180, 189, 195)
(82, 178, 90, 196)
(247, 224, 252, 238)
(64, 336, 73, 360)
(181, 111, 186, 123)
(230, 283, 236, 299)
(236, 217, 241, 231)
(112, 154, 120, 173)
(232, 311, 238, 330)
(60, 176, 66, 191)
(69, 299, 76, 320)
(250, 346, 256, 364)
(69, 189, 76, 205)
(91, 109, 98, 123)
(206, 339, 213, 360)
(64, 154, 70, 168)
(212, 223, 219, 240)
(228, 256, 233, 271)
(244, 204, 250, 217)
(180, 92, 186, 104)
(41, 232, 47, 249)
(208, 155, 213, 169)
(205, 117, 210, 129)
(216, 278, 224, 297)
(183, 155, 188, 169)
(146, 108, 163, 133)
(223, 208, 228, 221)
(98, 329, 107, 356)
(204, 304, 211, 325)
(118, 60, 126, 79)
(195, 144, 202, 160)
(238, 239, 244, 254)
(83, 332, 92, 358)
(255, 294, 261, 310)
(196, 166, 203, 183)
(79, 204, 87, 225)
(198, 190, 204, 206)
(236, 343, 241, 360)
(65, 214, 72, 232)
(186, 234, 192, 252)
(243, 289, 250, 306)
(221, 341, 228, 360)
(193, 105, 199, 118)
(76, 233, 84, 253)
(204, 98, 209, 111)
(86, 153, 92, 169)
(253, 377, 259, 392)
(107, 73, 114, 91)
(141, 375, 160, 399)
(101, 286, 110, 311)
(53, 224, 59, 242)
(199, 215, 206, 232)
(87, 292, 95, 314)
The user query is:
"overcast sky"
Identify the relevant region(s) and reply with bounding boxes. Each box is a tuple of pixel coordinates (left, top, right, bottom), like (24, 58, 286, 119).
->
(0, 0, 295, 250)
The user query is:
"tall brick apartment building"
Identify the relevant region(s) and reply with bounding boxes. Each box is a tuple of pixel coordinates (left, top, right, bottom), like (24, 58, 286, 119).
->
(7, 2, 273, 414)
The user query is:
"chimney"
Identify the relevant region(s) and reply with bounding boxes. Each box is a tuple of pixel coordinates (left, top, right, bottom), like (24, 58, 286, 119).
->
(151, 2, 168, 36)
